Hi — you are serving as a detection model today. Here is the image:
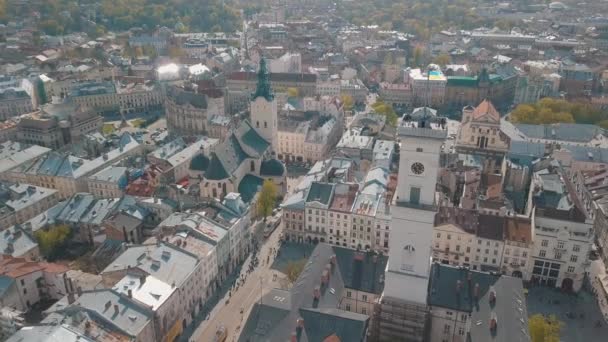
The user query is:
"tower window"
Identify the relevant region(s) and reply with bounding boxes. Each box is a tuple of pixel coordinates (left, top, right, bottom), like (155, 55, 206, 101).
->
(256, 121, 260, 128)
(264, 121, 268, 128)
(416, 148, 423, 152)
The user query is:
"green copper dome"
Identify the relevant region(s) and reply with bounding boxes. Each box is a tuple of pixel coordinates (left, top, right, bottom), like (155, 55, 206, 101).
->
(251, 58, 274, 101)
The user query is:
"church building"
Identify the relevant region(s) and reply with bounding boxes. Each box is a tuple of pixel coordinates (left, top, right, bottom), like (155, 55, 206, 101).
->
(198, 59, 286, 201)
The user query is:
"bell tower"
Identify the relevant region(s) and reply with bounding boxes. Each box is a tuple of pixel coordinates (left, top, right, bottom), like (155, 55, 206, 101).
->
(250, 58, 278, 152)
(377, 107, 447, 342)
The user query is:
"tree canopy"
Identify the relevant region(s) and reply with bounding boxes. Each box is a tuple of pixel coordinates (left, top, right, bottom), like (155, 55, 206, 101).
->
(22, 0, 240, 36)
(372, 100, 399, 126)
(529, 314, 563, 342)
(286, 259, 307, 284)
(34, 224, 71, 259)
(341, 94, 354, 111)
(510, 98, 608, 128)
(257, 179, 278, 220)
(340, 0, 488, 40)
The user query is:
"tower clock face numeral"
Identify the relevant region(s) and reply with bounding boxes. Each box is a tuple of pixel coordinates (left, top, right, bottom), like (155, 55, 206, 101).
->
(411, 162, 425, 175)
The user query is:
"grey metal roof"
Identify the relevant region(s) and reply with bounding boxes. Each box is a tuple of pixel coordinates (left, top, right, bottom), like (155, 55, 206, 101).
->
(428, 263, 500, 313)
(5, 324, 93, 342)
(47, 289, 153, 338)
(102, 242, 198, 288)
(0, 225, 38, 258)
(0, 141, 50, 174)
(514, 123, 604, 143)
(468, 275, 530, 342)
(4, 184, 57, 212)
(240, 243, 358, 342)
(332, 247, 387, 295)
(88, 166, 127, 183)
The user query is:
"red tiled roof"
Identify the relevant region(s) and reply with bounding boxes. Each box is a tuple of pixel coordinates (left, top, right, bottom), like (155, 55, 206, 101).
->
(0, 255, 67, 279)
(472, 99, 500, 122)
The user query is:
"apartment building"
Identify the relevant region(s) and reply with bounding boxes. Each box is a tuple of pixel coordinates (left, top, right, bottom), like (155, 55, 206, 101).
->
(5, 133, 141, 199)
(427, 263, 529, 342)
(526, 159, 593, 292)
(278, 111, 343, 163)
(0, 88, 33, 121)
(165, 82, 222, 136)
(16, 104, 102, 149)
(86, 166, 128, 199)
(0, 255, 68, 311)
(405, 67, 447, 107)
(2, 183, 59, 224)
(68, 81, 162, 116)
(0, 142, 50, 182)
(100, 241, 203, 340)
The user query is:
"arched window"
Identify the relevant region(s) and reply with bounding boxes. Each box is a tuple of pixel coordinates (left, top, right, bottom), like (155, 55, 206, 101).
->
(401, 244, 416, 272)
(264, 121, 268, 128)
(256, 121, 260, 128)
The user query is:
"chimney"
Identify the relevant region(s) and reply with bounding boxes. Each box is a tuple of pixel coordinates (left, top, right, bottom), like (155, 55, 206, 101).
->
(114, 304, 119, 315)
(140, 275, 146, 285)
(128, 289, 133, 298)
(76, 286, 82, 297)
(321, 270, 329, 285)
(67, 292, 75, 304)
(313, 285, 321, 300)
(297, 318, 304, 328)
(291, 331, 297, 342)
(68, 278, 74, 294)
(330, 254, 336, 266)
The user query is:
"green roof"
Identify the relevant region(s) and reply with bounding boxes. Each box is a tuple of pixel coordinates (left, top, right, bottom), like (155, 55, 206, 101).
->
(189, 154, 209, 171)
(238, 174, 264, 202)
(332, 247, 388, 294)
(305, 182, 334, 206)
(447, 76, 478, 87)
(251, 58, 275, 102)
(299, 307, 369, 342)
(428, 263, 500, 312)
(238, 121, 270, 156)
(260, 159, 285, 176)
(205, 135, 249, 180)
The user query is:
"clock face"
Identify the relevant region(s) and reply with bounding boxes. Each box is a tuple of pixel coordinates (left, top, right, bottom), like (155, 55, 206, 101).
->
(411, 162, 425, 175)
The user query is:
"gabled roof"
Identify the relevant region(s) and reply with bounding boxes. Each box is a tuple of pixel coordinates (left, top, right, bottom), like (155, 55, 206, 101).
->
(472, 99, 500, 123)
(205, 120, 270, 181)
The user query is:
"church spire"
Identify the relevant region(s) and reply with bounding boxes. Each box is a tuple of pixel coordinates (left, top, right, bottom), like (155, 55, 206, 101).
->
(252, 58, 274, 101)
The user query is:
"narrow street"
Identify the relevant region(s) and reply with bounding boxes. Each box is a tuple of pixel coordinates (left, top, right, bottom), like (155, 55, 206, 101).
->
(190, 221, 286, 342)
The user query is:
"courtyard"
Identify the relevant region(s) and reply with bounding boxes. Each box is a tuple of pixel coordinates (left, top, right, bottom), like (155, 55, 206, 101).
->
(526, 286, 608, 342)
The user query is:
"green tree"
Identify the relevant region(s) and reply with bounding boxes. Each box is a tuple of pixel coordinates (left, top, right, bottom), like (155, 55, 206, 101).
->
(510, 98, 606, 125)
(286, 259, 307, 284)
(39, 19, 64, 36)
(341, 94, 354, 111)
(529, 314, 563, 342)
(432, 53, 451, 67)
(372, 100, 399, 126)
(412, 46, 424, 67)
(287, 87, 299, 97)
(34, 224, 71, 258)
(257, 180, 278, 221)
